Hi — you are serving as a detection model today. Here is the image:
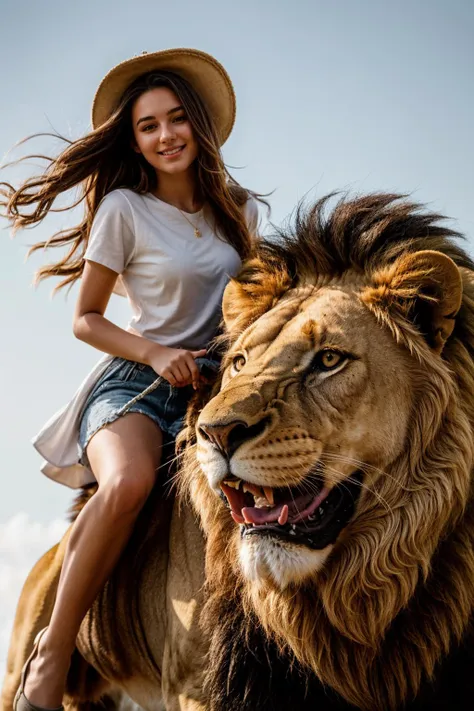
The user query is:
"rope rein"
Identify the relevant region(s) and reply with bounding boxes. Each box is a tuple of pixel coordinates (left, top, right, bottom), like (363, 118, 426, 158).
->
(115, 375, 166, 418)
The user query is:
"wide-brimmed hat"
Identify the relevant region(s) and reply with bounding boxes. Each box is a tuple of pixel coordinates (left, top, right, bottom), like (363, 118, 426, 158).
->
(92, 48, 236, 145)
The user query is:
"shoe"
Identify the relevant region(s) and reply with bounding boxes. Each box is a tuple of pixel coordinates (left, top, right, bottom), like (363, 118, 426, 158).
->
(13, 628, 64, 711)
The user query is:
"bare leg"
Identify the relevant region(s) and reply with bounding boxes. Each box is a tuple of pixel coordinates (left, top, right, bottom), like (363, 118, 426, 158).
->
(22, 413, 163, 708)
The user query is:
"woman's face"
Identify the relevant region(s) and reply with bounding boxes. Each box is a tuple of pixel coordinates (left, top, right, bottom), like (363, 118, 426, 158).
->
(131, 86, 199, 176)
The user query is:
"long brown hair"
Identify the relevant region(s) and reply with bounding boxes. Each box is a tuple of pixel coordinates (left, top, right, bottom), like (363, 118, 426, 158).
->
(0, 70, 264, 291)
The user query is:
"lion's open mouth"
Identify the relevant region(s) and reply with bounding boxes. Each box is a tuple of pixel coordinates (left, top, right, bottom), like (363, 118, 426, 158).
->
(220, 472, 362, 549)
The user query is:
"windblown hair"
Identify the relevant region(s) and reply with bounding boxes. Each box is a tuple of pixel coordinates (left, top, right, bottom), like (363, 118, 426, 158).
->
(180, 194, 474, 710)
(0, 71, 262, 290)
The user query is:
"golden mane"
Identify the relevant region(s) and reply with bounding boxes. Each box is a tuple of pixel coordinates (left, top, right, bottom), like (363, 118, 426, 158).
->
(181, 193, 474, 710)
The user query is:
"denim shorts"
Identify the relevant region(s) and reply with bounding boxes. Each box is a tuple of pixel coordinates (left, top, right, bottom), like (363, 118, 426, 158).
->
(78, 355, 219, 463)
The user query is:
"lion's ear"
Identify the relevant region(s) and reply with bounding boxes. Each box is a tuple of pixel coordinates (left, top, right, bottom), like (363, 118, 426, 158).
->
(365, 250, 463, 353)
(222, 278, 277, 334)
(222, 258, 291, 334)
(222, 278, 254, 331)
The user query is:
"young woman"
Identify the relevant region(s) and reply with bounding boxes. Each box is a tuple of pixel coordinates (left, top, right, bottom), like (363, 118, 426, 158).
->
(1, 48, 260, 711)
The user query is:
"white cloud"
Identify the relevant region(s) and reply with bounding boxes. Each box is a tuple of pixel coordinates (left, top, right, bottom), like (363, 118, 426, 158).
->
(0, 514, 68, 677)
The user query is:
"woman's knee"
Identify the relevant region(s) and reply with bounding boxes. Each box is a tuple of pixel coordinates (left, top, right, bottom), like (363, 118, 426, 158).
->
(98, 467, 156, 519)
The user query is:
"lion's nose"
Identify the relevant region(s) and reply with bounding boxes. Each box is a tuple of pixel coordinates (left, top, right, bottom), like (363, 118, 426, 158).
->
(199, 417, 270, 458)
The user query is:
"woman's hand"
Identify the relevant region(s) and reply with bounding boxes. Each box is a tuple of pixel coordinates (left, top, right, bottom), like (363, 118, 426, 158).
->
(74, 261, 208, 389)
(146, 344, 207, 389)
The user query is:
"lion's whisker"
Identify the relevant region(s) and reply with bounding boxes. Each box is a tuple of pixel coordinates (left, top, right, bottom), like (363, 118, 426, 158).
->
(309, 465, 393, 515)
(295, 459, 393, 515)
(320, 453, 413, 492)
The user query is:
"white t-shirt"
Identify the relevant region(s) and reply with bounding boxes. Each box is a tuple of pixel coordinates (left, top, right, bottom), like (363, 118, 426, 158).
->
(32, 189, 259, 489)
(84, 188, 258, 349)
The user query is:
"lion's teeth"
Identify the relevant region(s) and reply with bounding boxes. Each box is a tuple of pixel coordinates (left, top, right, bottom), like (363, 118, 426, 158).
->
(225, 480, 241, 490)
(278, 505, 289, 525)
(241, 482, 274, 508)
(263, 486, 274, 506)
(243, 482, 264, 498)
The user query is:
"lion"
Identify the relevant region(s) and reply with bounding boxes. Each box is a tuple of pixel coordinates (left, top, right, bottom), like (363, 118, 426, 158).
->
(3, 193, 474, 711)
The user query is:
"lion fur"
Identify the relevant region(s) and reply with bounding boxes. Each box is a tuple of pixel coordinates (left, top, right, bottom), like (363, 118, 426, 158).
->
(4, 194, 474, 711)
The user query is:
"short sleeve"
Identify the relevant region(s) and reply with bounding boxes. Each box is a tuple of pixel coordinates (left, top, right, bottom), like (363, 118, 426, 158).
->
(243, 196, 259, 238)
(84, 190, 136, 274)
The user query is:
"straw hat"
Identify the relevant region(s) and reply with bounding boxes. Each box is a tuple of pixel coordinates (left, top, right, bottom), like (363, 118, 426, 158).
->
(92, 48, 236, 145)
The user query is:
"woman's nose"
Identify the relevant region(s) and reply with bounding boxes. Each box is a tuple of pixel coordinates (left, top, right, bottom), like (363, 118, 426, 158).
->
(159, 123, 176, 142)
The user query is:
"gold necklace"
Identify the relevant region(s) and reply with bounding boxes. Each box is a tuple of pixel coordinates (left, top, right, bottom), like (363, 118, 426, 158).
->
(178, 208, 203, 238)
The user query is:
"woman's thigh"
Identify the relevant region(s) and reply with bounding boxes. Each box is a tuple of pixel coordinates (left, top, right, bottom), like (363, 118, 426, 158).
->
(86, 412, 163, 491)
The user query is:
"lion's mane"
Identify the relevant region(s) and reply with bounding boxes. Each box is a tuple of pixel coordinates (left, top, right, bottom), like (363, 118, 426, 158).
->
(181, 194, 474, 710)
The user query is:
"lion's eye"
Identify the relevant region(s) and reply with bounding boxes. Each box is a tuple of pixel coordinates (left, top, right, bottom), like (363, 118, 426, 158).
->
(311, 350, 345, 372)
(232, 354, 246, 372)
(321, 351, 342, 369)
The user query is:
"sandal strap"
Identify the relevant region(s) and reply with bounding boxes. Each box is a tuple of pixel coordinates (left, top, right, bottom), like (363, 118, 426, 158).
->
(14, 628, 64, 711)
(15, 691, 63, 711)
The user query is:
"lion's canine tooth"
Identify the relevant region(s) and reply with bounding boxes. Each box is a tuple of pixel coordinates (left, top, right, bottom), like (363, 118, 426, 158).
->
(225, 480, 241, 490)
(243, 482, 263, 497)
(278, 504, 289, 525)
(263, 486, 274, 506)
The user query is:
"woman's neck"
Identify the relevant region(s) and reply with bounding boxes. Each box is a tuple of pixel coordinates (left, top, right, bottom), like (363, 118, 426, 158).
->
(152, 168, 202, 214)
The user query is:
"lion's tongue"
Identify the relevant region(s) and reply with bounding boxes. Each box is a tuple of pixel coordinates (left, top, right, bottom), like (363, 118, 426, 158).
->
(221, 483, 284, 524)
(242, 490, 329, 525)
(221, 482, 330, 526)
(241, 504, 284, 525)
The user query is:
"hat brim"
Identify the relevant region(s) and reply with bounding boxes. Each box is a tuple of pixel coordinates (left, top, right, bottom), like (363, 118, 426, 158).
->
(92, 48, 236, 146)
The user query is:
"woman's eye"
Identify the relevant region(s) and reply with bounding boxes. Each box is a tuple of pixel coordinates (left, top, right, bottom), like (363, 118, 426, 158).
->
(173, 115, 186, 123)
(232, 354, 246, 372)
(142, 124, 156, 132)
(312, 350, 345, 372)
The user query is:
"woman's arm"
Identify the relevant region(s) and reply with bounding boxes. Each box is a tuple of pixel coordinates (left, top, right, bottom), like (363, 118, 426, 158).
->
(73, 260, 204, 388)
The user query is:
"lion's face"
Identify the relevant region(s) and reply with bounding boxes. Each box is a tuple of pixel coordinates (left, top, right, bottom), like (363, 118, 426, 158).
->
(195, 243, 463, 590)
(196, 284, 417, 587)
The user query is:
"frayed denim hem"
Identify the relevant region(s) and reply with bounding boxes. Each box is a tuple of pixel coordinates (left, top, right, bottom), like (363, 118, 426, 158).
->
(79, 406, 171, 468)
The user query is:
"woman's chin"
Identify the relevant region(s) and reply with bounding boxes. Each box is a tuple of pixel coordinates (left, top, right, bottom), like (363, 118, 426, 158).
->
(154, 158, 195, 175)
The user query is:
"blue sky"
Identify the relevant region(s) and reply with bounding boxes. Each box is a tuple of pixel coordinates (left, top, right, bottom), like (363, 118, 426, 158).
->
(0, 0, 473, 668)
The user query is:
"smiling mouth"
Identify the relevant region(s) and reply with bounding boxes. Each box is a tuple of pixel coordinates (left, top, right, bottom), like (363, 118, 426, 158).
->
(220, 472, 362, 549)
(159, 145, 185, 156)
